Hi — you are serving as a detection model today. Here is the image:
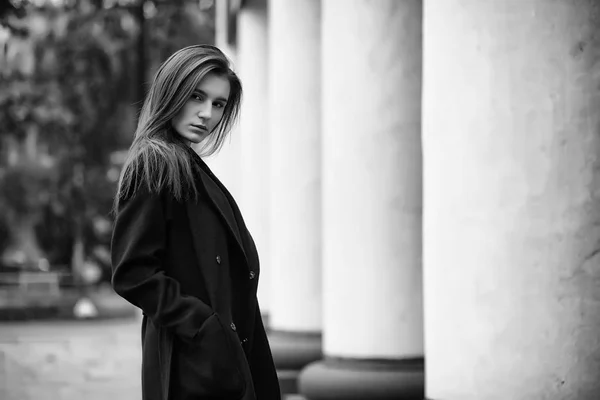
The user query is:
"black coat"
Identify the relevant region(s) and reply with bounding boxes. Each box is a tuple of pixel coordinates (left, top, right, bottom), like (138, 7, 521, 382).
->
(110, 153, 280, 400)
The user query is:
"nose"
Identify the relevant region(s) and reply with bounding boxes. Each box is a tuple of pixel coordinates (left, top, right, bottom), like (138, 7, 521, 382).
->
(197, 101, 212, 120)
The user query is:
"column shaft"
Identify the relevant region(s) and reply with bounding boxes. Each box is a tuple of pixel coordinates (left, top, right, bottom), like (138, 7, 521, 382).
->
(268, 0, 322, 334)
(206, 0, 242, 200)
(423, 1, 600, 399)
(300, 1, 425, 398)
(320, 0, 423, 359)
(237, 0, 271, 314)
(267, 0, 323, 394)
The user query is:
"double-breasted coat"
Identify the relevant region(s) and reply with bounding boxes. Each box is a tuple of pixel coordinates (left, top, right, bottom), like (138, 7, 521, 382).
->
(110, 150, 280, 400)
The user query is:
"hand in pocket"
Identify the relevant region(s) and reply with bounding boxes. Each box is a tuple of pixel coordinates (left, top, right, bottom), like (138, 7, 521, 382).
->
(172, 313, 246, 397)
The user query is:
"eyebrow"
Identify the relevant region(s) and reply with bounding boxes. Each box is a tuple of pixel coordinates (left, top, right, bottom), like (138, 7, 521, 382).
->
(193, 89, 228, 103)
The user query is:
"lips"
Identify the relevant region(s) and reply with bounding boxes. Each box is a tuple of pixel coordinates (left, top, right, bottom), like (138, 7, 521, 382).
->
(191, 124, 207, 132)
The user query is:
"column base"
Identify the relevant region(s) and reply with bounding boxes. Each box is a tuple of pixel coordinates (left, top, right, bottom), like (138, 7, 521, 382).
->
(268, 330, 322, 395)
(298, 357, 424, 400)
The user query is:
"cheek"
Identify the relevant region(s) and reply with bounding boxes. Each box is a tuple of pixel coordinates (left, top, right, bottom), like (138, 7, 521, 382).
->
(170, 116, 181, 132)
(211, 109, 226, 126)
(171, 110, 188, 134)
(173, 103, 195, 125)
(171, 109, 182, 124)
(173, 105, 193, 127)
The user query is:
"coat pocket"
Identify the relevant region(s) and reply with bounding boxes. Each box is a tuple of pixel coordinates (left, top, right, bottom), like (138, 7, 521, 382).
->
(172, 313, 246, 398)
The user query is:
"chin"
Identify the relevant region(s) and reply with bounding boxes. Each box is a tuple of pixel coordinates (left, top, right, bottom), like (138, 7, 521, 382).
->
(193, 135, 211, 145)
(187, 132, 208, 143)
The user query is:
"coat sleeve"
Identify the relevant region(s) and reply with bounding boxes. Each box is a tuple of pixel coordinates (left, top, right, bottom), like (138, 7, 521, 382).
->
(110, 185, 213, 340)
(248, 301, 281, 399)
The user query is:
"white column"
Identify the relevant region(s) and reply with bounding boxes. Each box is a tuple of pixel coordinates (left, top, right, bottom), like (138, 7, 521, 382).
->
(213, 0, 237, 61)
(236, 0, 271, 315)
(423, 2, 600, 399)
(267, 1, 322, 393)
(321, 0, 423, 360)
(268, 0, 322, 334)
(300, 0, 424, 398)
(205, 0, 242, 200)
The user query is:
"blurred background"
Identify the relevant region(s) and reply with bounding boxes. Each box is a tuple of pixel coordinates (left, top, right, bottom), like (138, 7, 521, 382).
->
(0, 0, 215, 399)
(0, 0, 214, 296)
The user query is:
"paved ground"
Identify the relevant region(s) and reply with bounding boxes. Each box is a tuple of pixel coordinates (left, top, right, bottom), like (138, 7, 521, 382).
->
(0, 316, 142, 400)
(0, 314, 306, 400)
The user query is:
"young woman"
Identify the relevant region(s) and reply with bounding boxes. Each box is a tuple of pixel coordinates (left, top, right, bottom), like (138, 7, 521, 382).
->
(110, 45, 280, 400)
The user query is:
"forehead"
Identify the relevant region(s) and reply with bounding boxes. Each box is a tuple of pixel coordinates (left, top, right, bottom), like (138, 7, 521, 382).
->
(195, 72, 230, 99)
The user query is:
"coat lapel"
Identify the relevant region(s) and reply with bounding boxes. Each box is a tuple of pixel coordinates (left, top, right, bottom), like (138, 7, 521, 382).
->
(204, 170, 257, 267)
(202, 171, 245, 250)
(218, 185, 260, 272)
(186, 162, 250, 269)
(185, 149, 261, 273)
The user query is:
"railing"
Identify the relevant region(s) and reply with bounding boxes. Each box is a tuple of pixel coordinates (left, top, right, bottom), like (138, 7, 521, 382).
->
(0, 271, 67, 315)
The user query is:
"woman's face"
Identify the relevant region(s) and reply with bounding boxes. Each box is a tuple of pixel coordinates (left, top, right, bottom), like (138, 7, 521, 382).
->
(171, 72, 230, 145)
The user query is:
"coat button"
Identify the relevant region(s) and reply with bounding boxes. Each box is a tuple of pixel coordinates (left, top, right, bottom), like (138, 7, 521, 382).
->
(216, 255, 221, 264)
(230, 322, 236, 331)
(249, 271, 256, 280)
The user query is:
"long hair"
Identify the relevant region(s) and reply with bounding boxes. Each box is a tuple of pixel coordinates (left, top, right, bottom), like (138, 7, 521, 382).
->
(113, 45, 242, 213)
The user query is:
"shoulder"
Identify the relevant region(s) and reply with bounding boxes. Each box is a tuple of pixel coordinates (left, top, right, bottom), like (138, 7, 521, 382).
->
(117, 144, 168, 202)
(118, 140, 201, 206)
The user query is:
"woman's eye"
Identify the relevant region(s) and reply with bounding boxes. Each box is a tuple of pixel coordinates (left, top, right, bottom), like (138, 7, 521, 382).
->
(192, 93, 204, 101)
(214, 103, 225, 109)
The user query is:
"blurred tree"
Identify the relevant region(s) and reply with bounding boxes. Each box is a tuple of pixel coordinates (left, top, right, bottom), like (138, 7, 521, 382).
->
(0, 0, 215, 282)
(145, 0, 214, 77)
(0, 1, 136, 278)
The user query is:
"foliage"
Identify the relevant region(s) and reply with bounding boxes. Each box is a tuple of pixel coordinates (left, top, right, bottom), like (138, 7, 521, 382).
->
(145, 0, 214, 76)
(0, 0, 215, 279)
